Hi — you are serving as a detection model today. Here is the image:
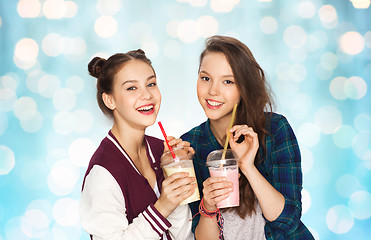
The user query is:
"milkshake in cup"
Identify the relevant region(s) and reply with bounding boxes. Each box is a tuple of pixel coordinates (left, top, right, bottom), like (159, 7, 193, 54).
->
(161, 147, 200, 205)
(206, 149, 239, 208)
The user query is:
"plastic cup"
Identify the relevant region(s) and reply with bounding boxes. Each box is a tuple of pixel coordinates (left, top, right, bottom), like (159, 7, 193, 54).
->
(206, 149, 239, 208)
(161, 147, 200, 205)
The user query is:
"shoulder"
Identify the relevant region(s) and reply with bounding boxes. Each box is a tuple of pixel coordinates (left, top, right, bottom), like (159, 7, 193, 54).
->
(181, 121, 207, 142)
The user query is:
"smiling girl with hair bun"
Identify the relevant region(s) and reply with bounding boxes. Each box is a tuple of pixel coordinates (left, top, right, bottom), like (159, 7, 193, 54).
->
(80, 49, 194, 240)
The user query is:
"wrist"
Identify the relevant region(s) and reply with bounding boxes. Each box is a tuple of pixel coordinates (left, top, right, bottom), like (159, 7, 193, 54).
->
(154, 201, 171, 218)
(240, 164, 256, 178)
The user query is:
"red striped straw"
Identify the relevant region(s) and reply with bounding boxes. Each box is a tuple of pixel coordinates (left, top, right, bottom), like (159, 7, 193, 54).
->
(158, 121, 177, 160)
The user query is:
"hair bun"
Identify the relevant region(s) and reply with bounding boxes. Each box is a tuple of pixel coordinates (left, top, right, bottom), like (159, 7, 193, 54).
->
(88, 57, 107, 78)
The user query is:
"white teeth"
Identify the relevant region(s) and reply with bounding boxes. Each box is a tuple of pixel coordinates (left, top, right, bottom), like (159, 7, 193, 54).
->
(138, 105, 153, 111)
(207, 100, 222, 106)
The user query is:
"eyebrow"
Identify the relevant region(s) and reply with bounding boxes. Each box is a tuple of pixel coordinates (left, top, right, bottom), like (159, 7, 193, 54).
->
(122, 75, 156, 85)
(199, 70, 234, 78)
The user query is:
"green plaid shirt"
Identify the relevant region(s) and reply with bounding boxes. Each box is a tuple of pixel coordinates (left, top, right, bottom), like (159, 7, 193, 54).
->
(181, 113, 314, 239)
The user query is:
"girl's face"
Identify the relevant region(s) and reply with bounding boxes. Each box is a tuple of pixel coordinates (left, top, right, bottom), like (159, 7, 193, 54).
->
(105, 60, 161, 129)
(197, 52, 240, 122)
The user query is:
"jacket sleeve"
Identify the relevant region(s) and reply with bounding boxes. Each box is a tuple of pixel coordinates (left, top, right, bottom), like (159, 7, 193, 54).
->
(264, 116, 303, 238)
(79, 165, 171, 240)
(167, 204, 194, 240)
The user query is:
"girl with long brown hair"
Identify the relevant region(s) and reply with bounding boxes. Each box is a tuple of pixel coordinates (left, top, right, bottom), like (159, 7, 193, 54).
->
(181, 36, 313, 239)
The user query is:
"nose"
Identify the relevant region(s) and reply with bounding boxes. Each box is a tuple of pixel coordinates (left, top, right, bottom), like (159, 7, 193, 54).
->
(208, 81, 219, 96)
(140, 87, 153, 100)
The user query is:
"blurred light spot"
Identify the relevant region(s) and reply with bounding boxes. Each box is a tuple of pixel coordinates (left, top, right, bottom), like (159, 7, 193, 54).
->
(69, 138, 96, 167)
(315, 64, 333, 80)
(13, 38, 39, 70)
(289, 48, 307, 63)
(53, 88, 76, 111)
(1, 74, 19, 91)
(27, 199, 53, 219)
(344, 76, 367, 99)
(290, 94, 312, 119)
(177, 19, 200, 43)
(210, 0, 240, 13)
(163, 40, 182, 58)
(129, 21, 152, 43)
(26, 70, 45, 93)
(350, 0, 371, 9)
(97, 0, 122, 15)
(5, 217, 29, 240)
(38, 74, 61, 98)
(17, 0, 41, 18)
(329, 76, 347, 100)
(95, 15, 117, 38)
(339, 31, 364, 55)
(42, 33, 64, 57)
(66, 76, 84, 94)
(354, 113, 371, 132)
(0, 88, 17, 112)
(73, 109, 94, 133)
(53, 111, 75, 135)
(13, 97, 37, 121)
(47, 159, 80, 195)
(141, 40, 159, 59)
(297, 1, 316, 19)
(21, 209, 49, 238)
(301, 147, 314, 174)
(43, 0, 67, 19)
(320, 52, 338, 70)
(197, 15, 219, 38)
(302, 188, 311, 214)
(52, 198, 79, 226)
(326, 205, 354, 234)
(315, 105, 342, 134)
(365, 31, 371, 48)
(336, 174, 362, 198)
(46, 148, 68, 168)
(190, 0, 208, 7)
(63, 37, 87, 56)
(20, 111, 43, 133)
(332, 125, 356, 149)
(0, 113, 7, 135)
(64, 1, 78, 18)
(0, 17, 2, 27)
(20, 160, 48, 190)
(289, 64, 307, 82)
(319, 5, 338, 29)
(166, 20, 181, 38)
(348, 191, 371, 219)
(283, 25, 307, 48)
(0, 146, 15, 175)
(352, 131, 371, 160)
(297, 122, 321, 147)
(260, 16, 277, 34)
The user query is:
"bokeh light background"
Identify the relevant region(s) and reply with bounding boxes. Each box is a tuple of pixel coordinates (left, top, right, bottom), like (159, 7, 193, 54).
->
(0, 0, 370, 239)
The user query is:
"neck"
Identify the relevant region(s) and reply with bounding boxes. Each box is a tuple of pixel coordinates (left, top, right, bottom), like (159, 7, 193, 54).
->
(209, 115, 232, 146)
(111, 121, 146, 156)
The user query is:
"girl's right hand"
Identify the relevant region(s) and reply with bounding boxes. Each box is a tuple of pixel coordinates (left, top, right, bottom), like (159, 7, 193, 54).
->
(202, 177, 233, 211)
(155, 172, 197, 217)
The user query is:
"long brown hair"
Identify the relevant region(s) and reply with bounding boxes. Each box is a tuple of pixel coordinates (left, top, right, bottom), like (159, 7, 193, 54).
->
(88, 49, 154, 118)
(200, 35, 274, 218)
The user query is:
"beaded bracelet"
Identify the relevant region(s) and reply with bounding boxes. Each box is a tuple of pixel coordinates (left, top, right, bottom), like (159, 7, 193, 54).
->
(198, 198, 224, 240)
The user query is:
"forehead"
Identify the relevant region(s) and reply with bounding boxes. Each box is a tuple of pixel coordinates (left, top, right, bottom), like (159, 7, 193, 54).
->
(200, 52, 232, 73)
(115, 60, 155, 81)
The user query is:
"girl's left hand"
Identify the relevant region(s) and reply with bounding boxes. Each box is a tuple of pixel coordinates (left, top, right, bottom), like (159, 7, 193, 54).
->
(228, 125, 259, 173)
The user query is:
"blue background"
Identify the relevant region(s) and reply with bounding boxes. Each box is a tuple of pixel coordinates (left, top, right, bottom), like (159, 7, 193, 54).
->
(0, 0, 370, 239)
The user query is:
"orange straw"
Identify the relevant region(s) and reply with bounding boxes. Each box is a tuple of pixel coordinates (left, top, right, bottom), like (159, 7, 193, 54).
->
(221, 103, 238, 160)
(158, 121, 178, 160)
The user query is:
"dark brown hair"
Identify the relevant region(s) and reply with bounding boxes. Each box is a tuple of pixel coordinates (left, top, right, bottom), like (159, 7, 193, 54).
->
(88, 49, 154, 117)
(200, 35, 274, 218)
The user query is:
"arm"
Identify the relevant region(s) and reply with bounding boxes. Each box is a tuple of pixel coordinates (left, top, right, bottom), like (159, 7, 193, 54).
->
(79, 165, 171, 240)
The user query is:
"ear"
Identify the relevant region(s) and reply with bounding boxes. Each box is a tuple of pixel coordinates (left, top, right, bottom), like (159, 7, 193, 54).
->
(102, 92, 116, 111)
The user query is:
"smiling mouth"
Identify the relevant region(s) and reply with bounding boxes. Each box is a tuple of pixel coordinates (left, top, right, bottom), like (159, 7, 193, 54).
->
(137, 104, 155, 114)
(206, 100, 223, 108)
